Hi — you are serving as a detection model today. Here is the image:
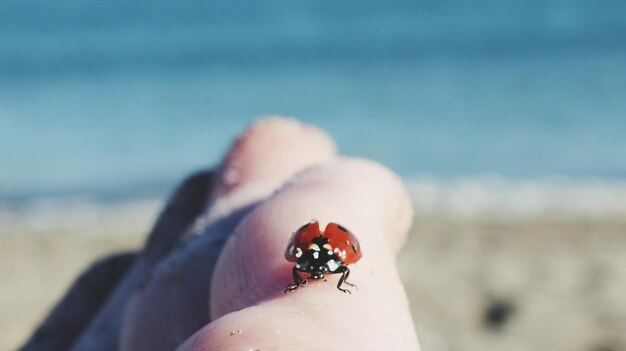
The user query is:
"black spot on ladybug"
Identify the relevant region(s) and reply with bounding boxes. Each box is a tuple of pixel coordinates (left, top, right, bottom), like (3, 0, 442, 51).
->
(351, 244, 357, 253)
(483, 299, 515, 330)
(337, 224, 348, 232)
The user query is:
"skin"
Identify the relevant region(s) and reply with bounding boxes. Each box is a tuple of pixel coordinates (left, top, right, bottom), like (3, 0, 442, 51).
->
(22, 117, 420, 351)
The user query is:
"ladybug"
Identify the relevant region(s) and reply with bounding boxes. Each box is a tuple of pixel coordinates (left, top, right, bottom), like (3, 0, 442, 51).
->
(284, 220, 362, 294)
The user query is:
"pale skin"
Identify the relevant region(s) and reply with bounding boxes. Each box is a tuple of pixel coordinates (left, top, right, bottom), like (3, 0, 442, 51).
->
(23, 117, 421, 351)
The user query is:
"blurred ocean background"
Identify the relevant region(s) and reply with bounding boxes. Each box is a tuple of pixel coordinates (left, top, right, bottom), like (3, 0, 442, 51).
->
(2, 1, 626, 350)
(2, 0, 626, 202)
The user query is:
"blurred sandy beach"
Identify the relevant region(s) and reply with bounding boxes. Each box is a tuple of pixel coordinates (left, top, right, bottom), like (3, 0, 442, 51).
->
(2, 177, 625, 351)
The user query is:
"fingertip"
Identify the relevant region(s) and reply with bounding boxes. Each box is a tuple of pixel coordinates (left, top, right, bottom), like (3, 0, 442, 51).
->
(212, 116, 337, 199)
(198, 116, 338, 228)
(274, 157, 414, 248)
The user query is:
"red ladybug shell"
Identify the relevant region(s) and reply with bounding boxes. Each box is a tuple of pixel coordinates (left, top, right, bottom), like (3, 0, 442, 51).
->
(285, 220, 362, 265)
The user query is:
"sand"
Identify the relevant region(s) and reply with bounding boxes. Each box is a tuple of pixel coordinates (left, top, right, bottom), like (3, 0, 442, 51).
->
(400, 216, 626, 351)
(3, 214, 625, 351)
(0, 232, 143, 350)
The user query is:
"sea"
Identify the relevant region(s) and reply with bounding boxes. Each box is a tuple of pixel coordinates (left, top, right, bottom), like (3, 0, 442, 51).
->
(1, 0, 626, 233)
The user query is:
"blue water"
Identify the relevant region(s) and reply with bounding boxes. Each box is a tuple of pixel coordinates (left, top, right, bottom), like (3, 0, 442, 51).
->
(2, 0, 626, 200)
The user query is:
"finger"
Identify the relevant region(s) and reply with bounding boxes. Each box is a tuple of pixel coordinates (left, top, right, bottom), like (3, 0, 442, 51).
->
(211, 158, 414, 316)
(212, 116, 336, 200)
(120, 117, 337, 351)
(189, 158, 418, 351)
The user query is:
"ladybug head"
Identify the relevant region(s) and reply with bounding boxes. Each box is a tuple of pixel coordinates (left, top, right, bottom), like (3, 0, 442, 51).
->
(311, 236, 329, 246)
(296, 236, 342, 279)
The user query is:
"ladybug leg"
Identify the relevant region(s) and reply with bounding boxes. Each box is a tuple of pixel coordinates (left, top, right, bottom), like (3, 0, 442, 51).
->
(336, 266, 356, 294)
(341, 267, 358, 290)
(284, 266, 304, 293)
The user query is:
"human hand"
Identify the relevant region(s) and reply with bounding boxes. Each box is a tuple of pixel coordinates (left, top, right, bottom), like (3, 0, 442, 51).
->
(23, 117, 420, 351)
